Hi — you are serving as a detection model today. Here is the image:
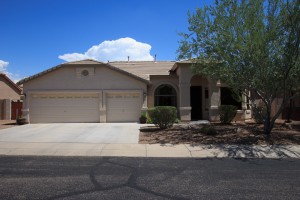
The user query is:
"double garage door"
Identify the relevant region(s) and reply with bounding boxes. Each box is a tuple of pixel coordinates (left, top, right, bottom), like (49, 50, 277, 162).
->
(30, 92, 141, 123)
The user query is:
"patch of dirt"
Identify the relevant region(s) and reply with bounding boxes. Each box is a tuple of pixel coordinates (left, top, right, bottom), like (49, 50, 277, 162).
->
(139, 122, 300, 145)
(0, 120, 17, 130)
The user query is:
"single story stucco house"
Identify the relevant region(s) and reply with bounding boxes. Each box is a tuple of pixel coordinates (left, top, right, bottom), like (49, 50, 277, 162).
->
(17, 59, 251, 123)
(0, 73, 22, 120)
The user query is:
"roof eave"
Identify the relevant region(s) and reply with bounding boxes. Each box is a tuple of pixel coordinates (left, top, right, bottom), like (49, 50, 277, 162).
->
(17, 64, 63, 85)
(0, 73, 22, 92)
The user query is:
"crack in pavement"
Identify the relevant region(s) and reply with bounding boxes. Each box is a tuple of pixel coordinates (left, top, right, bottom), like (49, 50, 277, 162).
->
(45, 157, 187, 200)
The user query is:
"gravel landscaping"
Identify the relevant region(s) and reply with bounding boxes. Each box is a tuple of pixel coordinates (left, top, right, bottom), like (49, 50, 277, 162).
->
(139, 121, 300, 145)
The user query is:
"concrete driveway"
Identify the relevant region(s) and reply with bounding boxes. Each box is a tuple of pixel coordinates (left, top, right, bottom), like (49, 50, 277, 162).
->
(0, 123, 140, 144)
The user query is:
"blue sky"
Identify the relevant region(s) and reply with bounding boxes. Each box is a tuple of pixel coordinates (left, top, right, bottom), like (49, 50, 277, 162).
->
(0, 0, 212, 81)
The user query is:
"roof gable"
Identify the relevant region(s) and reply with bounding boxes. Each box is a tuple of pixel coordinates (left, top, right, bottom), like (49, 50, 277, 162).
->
(17, 59, 151, 85)
(0, 73, 22, 93)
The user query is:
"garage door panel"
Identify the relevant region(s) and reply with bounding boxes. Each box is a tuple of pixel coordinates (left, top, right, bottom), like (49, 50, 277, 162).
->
(30, 94, 99, 123)
(106, 93, 141, 122)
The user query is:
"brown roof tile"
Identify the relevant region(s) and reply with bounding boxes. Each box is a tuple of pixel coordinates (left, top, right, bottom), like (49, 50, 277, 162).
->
(109, 61, 175, 80)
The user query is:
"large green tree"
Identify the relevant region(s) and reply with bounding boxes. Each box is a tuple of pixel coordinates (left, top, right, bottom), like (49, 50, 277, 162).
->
(178, 0, 300, 135)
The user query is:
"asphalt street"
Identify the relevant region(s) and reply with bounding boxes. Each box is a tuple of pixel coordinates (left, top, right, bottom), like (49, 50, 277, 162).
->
(0, 156, 299, 200)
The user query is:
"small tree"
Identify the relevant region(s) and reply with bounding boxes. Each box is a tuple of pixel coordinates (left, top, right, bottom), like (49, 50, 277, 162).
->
(178, 0, 300, 135)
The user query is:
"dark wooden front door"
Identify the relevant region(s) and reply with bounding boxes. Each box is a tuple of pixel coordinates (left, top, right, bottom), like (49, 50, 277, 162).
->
(11, 101, 22, 120)
(190, 86, 202, 120)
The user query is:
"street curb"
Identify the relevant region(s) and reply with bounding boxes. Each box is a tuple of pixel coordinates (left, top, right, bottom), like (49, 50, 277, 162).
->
(0, 142, 299, 159)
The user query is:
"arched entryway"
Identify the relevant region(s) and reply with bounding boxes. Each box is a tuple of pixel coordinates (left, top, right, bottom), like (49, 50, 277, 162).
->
(154, 84, 177, 107)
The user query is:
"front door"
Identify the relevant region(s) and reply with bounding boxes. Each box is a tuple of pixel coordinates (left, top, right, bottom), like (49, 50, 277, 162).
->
(11, 101, 23, 120)
(190, 86, 202, 120)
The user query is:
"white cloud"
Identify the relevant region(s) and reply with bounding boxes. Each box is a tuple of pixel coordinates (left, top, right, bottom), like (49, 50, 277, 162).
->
(0, 60, 9, 73)
(59, 37, 154, 62)
(0, 60, 21, 82)
(58, 53, 90, 62)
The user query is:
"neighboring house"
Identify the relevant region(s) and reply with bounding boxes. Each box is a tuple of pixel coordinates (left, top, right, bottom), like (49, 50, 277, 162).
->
(0, 73, 22, 120)
(17, 59, 251, 123)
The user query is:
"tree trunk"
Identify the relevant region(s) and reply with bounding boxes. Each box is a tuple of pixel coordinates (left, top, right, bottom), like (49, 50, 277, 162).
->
(263, 119, 274, 136)
(263, 105, 274, 136)
(262, 95, 292, 136)
(286, 98, 293, 123)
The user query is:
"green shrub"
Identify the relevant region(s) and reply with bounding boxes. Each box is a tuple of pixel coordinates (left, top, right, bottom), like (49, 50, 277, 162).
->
(146, 117, 153, 124)
(201, 125, 217, 135)
(219, 105, 237, 124)
(148, 106, 177, 129)
(141, 111, 147, 118)
(139, 111, 147, 124)
(252, 106, 267, 124)
(16, 116, 26, 125)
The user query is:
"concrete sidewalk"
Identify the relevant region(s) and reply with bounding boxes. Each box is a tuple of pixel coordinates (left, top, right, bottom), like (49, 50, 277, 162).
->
(1, 142, 300, 159)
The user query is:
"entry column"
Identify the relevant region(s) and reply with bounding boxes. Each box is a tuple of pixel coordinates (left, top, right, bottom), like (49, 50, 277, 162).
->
(178, 67, 192, 121)
(209, 80, 221, 121)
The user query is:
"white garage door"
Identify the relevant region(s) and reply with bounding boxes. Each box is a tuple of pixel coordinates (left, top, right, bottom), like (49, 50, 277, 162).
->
(30, 93, 99, 123)
(106, 93, 141, 122)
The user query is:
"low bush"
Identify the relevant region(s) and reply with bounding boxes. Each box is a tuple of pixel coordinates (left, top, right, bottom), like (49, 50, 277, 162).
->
(201, 125, 217, 135)
(139, 111, 147, 124)
(252, 106, 267, 124)
(148, 106, 177, 129)
(146, 117, 153, 124)
(219, 105, 237, 124)
(16, 116, 26, 125)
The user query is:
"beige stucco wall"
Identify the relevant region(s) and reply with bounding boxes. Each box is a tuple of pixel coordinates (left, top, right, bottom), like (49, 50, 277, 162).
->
(0, 76, 20, 100)
(0, 99, 3, 119)
(22, 64, 148, 123)
(0, 99, 11, 120)
(23, 65, 147, 93)
(209, 80, 221, 121)
(177, 64, 193, 121)
(23, 65, 147, 108)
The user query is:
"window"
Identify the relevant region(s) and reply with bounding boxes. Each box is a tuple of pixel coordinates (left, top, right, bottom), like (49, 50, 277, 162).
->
(154, 84, 177, 107)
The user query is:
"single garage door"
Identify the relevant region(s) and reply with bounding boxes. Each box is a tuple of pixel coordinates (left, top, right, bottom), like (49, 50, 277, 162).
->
(106, 92, 141, 122)
(30, 93, 99, 123)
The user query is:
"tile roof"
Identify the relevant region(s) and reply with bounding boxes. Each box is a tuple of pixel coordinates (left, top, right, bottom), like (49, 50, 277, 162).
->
(109, 61, 175, 80)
